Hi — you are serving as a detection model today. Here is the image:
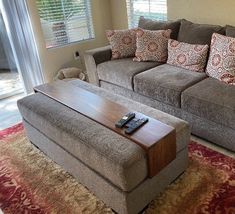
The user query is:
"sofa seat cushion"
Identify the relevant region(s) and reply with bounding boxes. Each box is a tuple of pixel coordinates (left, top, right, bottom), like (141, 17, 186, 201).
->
(97, 58, 160, 90)
(181, 77, 235, 130)
(134, 64, 207, 107)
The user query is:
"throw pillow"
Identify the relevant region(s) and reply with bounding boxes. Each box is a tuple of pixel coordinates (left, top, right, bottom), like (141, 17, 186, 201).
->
(206, 33, 235, 85)
(106, 29, 136, 60)
(178, 19, 225, 45)
(134, 28, 171, 62)
(138, 16, 181, 40)
(167, 39, 209, 72)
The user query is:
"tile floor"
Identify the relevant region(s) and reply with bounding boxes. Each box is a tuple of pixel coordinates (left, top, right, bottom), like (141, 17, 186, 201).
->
(0, 93, 25, 130)
(0, 71, 23, 99)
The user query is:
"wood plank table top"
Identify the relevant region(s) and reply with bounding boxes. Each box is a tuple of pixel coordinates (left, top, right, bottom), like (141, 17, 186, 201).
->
(34, 81, 176, 178)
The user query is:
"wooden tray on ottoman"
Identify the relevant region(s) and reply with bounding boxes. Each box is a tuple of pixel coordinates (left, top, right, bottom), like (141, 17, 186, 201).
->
(34, 81, 176, 178)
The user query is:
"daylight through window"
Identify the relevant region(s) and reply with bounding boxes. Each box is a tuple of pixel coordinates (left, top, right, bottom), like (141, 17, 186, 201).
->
(126, 0, 167, 28)
(36, 0, 94, 48)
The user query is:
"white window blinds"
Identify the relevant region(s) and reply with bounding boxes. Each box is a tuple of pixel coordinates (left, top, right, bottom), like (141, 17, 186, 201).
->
(126, 0, 167, 28)
(36, 0, 94, 48)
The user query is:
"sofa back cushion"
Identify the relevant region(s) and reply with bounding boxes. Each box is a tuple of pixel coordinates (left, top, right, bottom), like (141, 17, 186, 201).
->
(167, 39, 209, 72)
(138, 16, 181, 40)
(206, 33, 235, 85)
(178, 19, 225, 45)
(106, 29, 136, 60)
(134, 28, 171, 62)
(226, 25, 235, 38)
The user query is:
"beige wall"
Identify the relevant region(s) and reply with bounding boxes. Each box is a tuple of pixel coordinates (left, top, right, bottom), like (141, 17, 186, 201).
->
(27, 0, 112, 82)
(168, 0, 235, 26)
(110, 0, 128, 29)
(110, 0, 235, 28)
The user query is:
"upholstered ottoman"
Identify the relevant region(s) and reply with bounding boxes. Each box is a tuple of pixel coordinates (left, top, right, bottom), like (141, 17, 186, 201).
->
(17, 80, 190, 214)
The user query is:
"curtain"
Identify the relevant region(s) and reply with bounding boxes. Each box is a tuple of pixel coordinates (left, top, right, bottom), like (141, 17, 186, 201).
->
(0, 0, 44, 94)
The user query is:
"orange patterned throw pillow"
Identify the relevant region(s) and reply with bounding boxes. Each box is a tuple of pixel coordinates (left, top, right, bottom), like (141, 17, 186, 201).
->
(167, 39, 209, 72)
(206, 33, 235, 85)
(134, 28, 171, 62)
(106, 29, 137, 60)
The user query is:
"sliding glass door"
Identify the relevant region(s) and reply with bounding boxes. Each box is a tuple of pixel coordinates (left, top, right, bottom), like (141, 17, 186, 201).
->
(0, 0, 44, 95)
(0, 11, 23, 99)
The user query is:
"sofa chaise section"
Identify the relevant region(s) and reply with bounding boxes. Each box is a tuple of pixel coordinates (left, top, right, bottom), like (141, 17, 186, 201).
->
(182, 77, 235, 130)
(181, 78, 235, 151)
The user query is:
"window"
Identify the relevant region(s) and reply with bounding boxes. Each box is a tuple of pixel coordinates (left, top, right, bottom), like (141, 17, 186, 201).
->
(36, 0, 94, 48)
(126, 0, 167, 28)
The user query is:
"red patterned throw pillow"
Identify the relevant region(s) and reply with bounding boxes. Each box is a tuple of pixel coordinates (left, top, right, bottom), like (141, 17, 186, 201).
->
(134, 28, 171, 62)
(206, 33, 235, 85)
(167, 39, 209, 72)
(106, 29, 137, 60)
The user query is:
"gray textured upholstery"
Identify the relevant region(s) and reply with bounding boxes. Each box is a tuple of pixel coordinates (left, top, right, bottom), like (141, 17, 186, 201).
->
(178, 19, 225, 45)
(84, 46, 112, 85)
(100, 80, 235, 152)
(181, 111, 235, 151)
(69, 80, 190, 152)
(97, 58, 160, 90)
(23, 120, 188, 214)
(138, 16, 181, 40)
(100, 80, 182, 118)
(18, 93, 147, 192)
(181, 78, 235, 130)
(226, 25, 235, 37)
(18, 80, 189, 192)
(134, 64, 207, 107)
(18, 79, 190, 213)
(84, 15, 235, 152)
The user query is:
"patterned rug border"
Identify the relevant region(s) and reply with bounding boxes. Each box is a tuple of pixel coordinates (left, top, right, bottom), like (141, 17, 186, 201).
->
(0, 123, 24, 140)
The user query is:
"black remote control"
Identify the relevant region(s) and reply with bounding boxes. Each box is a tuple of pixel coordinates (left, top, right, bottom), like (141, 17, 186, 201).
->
(115, 112, 135, 128)
(125, 118, 139, 128)
(125, 118, 149, 134)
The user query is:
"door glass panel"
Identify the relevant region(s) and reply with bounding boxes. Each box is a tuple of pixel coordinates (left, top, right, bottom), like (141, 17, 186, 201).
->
(0, 12, 23, 99)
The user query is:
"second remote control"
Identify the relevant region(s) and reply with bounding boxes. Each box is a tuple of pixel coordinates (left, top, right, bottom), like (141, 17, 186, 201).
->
(125, 118, 149, 134)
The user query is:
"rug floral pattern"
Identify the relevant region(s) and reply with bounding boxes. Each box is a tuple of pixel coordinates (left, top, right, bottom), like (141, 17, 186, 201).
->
(0, 124, 235, 214)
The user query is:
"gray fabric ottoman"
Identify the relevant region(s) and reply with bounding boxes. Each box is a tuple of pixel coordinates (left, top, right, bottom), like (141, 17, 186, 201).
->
(17, 80, 190, 214)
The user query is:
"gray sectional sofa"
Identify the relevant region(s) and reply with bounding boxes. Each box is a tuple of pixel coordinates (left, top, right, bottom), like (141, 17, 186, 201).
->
(85, 17, 235, 151)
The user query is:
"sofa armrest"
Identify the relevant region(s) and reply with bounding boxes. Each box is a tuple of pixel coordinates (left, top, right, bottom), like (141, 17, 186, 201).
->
(84, 45, 112, 86)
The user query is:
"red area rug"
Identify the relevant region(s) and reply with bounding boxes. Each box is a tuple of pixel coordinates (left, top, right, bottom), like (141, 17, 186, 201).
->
(0, 124, 235, 214)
